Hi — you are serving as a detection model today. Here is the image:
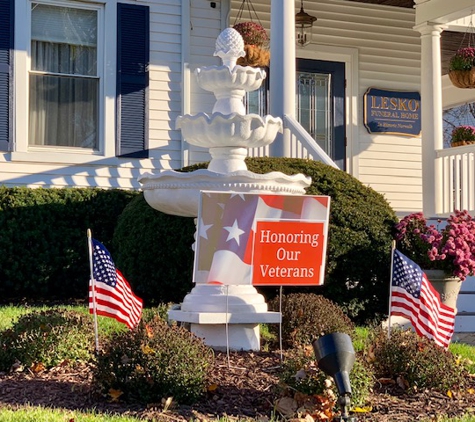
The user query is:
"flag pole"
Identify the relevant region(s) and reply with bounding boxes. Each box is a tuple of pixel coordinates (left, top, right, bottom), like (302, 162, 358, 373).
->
(388, 240, 396, 340)
(279, 285, 283, 364)
(87, 229, 100, 352)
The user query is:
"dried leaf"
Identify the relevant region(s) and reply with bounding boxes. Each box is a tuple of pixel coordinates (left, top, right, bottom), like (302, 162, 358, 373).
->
(378, 377, 396, 385)
(108, 388, 123, 402)
(30, 362, 45, 373)
(275, 396, 298, 417)
(162, 396, 173, 411)
(141, 345, 155, 355)
(207, 383, 218, 392)
(396, 376, 409, 390)
(145, 324, 154, 338)
(11, 360, 23, 372)
(352, 405, 373, 413)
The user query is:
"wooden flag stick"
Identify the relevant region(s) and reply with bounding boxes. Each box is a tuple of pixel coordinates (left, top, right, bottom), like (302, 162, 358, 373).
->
(87, 229, 100, 352)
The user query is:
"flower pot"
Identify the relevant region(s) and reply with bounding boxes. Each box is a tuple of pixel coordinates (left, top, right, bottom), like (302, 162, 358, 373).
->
(424, 269, 462, 312)
(237, 45, 270, 67)
(448, 68, 475, 89)
(450, 140, 475, 147)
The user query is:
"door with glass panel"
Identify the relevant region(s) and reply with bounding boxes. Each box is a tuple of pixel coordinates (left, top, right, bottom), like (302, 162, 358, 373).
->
(296, 59, 346, 170)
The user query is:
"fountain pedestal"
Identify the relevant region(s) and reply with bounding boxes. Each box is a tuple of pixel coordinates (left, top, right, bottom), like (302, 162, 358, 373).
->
(139, 28, 311, 351)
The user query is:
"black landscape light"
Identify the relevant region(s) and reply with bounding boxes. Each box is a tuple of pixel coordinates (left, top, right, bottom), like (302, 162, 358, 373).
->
(312, 332, 357, 422)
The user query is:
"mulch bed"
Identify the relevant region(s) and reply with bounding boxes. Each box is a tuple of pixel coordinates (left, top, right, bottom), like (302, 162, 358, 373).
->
(0, 351, 474, 421)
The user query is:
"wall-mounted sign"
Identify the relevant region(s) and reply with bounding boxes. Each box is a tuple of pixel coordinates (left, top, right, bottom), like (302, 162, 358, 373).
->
(194, 192, 330, 287)
(363, 88, 421, 137)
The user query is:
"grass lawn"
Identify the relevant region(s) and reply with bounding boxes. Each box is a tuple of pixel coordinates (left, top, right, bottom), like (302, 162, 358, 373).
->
(0, 406, 143, 422)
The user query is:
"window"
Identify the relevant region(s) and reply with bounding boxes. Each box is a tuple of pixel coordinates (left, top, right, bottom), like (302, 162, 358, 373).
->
(29, 3, 99, 149)
(11, 0, 148, 160)
(296, 71, 332, 154)
(244, 70, 269, 116)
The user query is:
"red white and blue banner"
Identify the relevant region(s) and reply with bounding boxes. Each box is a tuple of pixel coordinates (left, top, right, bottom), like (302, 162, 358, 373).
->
(194, 192, 330, 286)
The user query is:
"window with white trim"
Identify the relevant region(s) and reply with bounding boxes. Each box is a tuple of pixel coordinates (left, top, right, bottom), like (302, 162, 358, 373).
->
(29, 2, 99, 149)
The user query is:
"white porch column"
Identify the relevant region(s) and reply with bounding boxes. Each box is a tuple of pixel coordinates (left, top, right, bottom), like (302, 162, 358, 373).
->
(269, 0, 295, 157)
(414, 22, 445, 218)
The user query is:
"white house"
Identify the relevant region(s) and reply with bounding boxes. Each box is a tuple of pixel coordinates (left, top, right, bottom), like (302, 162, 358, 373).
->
(1, 0, 475, 339)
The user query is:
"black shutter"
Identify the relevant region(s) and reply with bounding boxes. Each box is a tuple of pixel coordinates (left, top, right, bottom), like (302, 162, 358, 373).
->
(116, 3, 149, 158)
(0, 0, 13, 151)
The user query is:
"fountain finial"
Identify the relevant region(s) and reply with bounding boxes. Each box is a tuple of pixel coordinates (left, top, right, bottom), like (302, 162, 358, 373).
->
(214, 27, 245, 69)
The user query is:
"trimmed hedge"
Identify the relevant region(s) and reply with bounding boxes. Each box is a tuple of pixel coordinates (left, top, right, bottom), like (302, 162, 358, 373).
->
(112, 194, 195, 304)
(113, 158, 397, 322)
(0, 187, 137, 301)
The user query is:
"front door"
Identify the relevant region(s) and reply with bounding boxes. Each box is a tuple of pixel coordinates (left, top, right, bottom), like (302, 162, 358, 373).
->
(296, 59, 346, 170)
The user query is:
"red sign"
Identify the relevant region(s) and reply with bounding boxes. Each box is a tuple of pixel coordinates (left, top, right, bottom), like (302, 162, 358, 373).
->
(252, 220, 326, 286)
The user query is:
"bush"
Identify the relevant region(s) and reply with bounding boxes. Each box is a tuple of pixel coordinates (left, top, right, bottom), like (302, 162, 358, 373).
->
(279, 346, 372, 408)
(0, 187, 137, 300)
(0, 309, 95, 371)
(185, 158, 398, 323)
(268, 293, 354, 348)
(113, 157, 397, 322)
(112, 194, 195, 305)
(94, 317, 214, 404)
(368, 327, 467, 392)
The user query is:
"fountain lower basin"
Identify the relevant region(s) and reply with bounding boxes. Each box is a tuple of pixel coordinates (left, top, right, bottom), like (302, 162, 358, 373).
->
(138, 168, 311, 217)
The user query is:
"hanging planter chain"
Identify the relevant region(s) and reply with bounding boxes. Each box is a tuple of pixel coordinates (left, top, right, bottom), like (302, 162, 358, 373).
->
(459, 14, 475, 49)
(449, 11, 475, 89)
(234, 0, 264, 27)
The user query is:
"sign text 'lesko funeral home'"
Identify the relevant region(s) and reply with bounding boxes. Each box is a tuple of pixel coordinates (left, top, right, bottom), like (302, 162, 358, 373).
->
(364, 87, 421, 137)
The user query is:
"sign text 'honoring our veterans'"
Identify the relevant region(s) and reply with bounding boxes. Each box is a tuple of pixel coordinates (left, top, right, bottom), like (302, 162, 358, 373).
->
(194, 192, 331, 287)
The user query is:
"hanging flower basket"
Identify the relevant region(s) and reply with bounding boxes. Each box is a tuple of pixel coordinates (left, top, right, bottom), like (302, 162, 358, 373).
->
(233, 22, 270, 67)
(449, 68, 475, 89)
(450, 125, 475, 146)
(448, 47, 475, 89)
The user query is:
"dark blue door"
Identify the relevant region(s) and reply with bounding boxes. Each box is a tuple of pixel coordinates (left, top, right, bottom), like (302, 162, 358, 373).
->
(297, 59, 346, 170)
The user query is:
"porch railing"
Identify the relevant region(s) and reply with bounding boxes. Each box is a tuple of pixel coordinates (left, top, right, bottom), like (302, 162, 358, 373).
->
(247, 115, 338, 168)
(437, 145, 475, 215)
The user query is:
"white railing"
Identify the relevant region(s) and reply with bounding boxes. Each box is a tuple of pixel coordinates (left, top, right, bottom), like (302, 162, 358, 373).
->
(247, 115, 338, 168)
(437, 145, 475, 215)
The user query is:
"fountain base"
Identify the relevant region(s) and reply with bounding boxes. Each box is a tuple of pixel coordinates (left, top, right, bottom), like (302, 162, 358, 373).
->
(168, 284, 281, 351)
(168, 309, 281, 351)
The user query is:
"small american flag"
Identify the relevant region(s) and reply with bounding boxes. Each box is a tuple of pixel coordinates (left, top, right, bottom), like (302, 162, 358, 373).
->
(390, 249, 455, 349)
(89, 239, 142, 329)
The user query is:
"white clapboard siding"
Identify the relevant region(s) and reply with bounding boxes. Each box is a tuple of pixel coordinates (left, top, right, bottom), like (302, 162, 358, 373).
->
(184, 0, 225, 165)
(229, 1, 423, 216)
(148, 0, 183, 170)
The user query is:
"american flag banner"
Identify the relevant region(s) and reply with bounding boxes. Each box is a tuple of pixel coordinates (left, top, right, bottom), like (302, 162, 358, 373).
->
(390, 249, 455, 349)
(89, 238, 143, 329)
(194, 192, 330, 285)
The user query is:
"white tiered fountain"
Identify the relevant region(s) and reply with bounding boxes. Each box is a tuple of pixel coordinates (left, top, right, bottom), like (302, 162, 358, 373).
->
(139, 28, 311, 351)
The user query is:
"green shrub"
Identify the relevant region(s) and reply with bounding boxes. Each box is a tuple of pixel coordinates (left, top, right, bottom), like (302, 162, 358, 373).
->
(112, 194, 195, 305)
(279, 346, 372, 408)
(113, 158, 397, 321)
(0, 308, 95, 371)
(0, 187, 137, 300)
(94, 316, 214, 404)
(184, 158, 398, 323)
(268, 293, 354, 348)
(368, 327, 467, 392)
